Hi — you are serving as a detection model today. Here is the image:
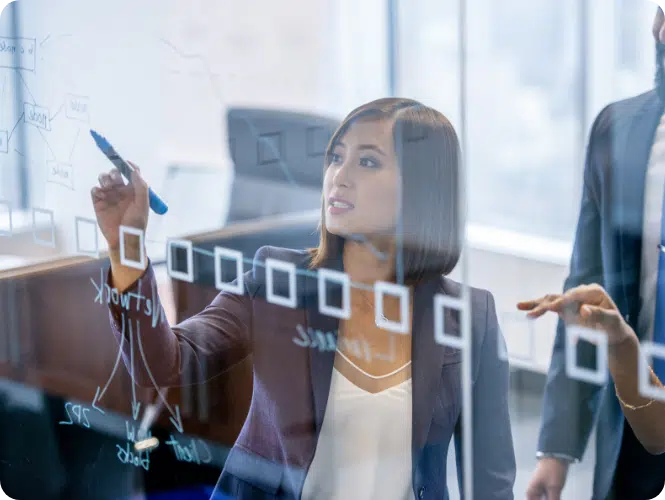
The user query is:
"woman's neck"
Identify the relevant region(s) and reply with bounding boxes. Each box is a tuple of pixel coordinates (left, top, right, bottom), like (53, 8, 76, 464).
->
(343, 238, 395, 285)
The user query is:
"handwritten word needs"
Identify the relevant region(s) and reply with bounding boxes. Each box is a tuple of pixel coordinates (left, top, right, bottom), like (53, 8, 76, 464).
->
(293, 324, 395, 363)
(125, 421, 151, 443)
(116, 443, 150, 470)
(24, 102, 51, 131)
(165, 435, 212, 465)
(116, 422, 152, 470)
(59, 401, 91, 428)
(0, 37, 36, 71)
(65, 95, 90, 122)
(46, 161, 74, 190)
(90, 269, 165, 328)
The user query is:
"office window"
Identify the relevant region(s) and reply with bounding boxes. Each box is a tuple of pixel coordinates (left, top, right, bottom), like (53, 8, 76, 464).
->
(398, 0, 583, 242)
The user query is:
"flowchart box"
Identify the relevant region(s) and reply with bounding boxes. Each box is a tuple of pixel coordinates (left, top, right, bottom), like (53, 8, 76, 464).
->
(119, 225, 146, 270)
(167, 239, 194, 283)
(32, 207, 55, 248)
(638, 341, 665, 402)
(499, 311, 535, 363)
(0, 130, 8, 153)
(0, 37, 36, 71)
(75, 216, 99, 258)
(317, 268, 351, 319)
(565, 324, 608, 386)
(0, 199, 11, 237)
(434, 293, 467, 349)
(375, 281, 410, 334)
(47, 161, 74, 190)
(214, 246, 244, 294)
(257, 132, 283, 165)
(24, 102, 51, 131)
(265, 258, 297, 309)
(65, 94, 90, 123)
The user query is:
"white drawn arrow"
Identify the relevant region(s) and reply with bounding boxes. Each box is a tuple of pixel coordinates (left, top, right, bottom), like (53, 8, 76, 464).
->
(92, 312, 127, 415)
(133, 319, 184, 433)
(128, 314, 141, 421)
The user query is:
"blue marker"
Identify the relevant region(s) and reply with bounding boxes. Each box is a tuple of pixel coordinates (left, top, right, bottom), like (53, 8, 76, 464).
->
(90, 129, 168, 215)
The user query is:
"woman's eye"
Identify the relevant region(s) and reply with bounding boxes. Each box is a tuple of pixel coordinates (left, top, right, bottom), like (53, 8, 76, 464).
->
(330, 152, 343, 164)
(360, 157, 380, 169)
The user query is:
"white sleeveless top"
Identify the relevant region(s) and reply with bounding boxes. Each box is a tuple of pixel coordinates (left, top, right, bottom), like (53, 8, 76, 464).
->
(301, 368, 416, 500)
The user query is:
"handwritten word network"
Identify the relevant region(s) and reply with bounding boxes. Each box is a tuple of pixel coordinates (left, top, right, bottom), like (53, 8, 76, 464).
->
(90, 269, 165, 327)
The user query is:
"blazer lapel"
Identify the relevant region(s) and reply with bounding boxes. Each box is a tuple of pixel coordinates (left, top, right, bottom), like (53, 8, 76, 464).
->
(303, 256, 459, 451)
(411, 276, 458, 457)
(304, 255, 342, 438)
(615, 90, 663, 326)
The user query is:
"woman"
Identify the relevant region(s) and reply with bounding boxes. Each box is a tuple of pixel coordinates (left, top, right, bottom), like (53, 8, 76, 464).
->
(93, 98, 515, 499)
(518, 284, 665, 455)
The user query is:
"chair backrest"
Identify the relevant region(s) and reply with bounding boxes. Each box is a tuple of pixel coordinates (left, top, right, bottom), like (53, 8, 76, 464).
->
(225, 107, 339, 223)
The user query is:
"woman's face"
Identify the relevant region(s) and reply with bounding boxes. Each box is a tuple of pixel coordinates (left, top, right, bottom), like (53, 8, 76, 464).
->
(323, 118, 400, 239)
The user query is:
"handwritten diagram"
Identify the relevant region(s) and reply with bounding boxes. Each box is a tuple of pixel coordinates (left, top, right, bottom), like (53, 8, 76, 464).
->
(0, 34, 89, 191)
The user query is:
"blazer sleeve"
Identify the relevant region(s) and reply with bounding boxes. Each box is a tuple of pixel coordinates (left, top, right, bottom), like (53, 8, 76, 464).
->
(537, 105, 608, 461)
(455, 290, 516, 500)
(106, 247, 265, 388)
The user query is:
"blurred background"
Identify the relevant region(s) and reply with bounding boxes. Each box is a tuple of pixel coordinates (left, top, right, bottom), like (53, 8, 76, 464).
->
(0, 0, 657, 498)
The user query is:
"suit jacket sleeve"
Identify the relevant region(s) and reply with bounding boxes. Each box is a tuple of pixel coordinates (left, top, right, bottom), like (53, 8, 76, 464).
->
(455, 290, 516, 499)
(537, 105, 608, 460)
(105, 247, 265, 388)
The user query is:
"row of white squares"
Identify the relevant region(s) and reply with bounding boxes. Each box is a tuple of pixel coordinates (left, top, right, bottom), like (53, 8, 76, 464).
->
(0, 203, 100, 256)
(5, 210, 665, 401)
(153, 227, 665, 401)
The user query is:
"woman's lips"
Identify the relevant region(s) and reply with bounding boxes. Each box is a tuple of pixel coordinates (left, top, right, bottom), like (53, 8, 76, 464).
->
(328, 198, 354, 215)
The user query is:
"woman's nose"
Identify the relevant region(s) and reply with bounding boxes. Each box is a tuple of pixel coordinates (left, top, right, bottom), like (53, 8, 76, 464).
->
(332, 162, 352, 187)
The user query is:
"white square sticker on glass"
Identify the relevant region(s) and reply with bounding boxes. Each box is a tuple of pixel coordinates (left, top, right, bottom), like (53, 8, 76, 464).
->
(375, 281, 410, 334)
(638, 341, 665, 402)
(119, 225, 146, 270)
(317, 268, 351, 319)
(0, 199, 11, 237)
(565, 324, 608, 386)
(32, 207, 56, 248)
(167, 239, 194, 283)
(75, 216, 99, 258)
(265, 258, 297, 309)
(499, 310, 535, 364)
(214, 246, 244, 294)
(434, 293, 467, 350)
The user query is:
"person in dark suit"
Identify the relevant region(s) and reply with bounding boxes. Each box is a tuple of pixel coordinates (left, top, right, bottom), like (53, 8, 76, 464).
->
(522, 8, 665, 500)
(91, 97, 516, 499)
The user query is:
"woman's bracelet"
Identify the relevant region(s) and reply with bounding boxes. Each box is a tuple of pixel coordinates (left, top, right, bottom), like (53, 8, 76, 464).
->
(615, 365, 659, 411)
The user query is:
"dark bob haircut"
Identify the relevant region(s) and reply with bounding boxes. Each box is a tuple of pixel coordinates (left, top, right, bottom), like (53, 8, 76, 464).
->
(308, 97, 464, 284)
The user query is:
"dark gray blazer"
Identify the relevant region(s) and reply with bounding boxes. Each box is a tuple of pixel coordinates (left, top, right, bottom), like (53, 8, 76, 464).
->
(537, 89, 665, 499)
(109, 245, 515, 499)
